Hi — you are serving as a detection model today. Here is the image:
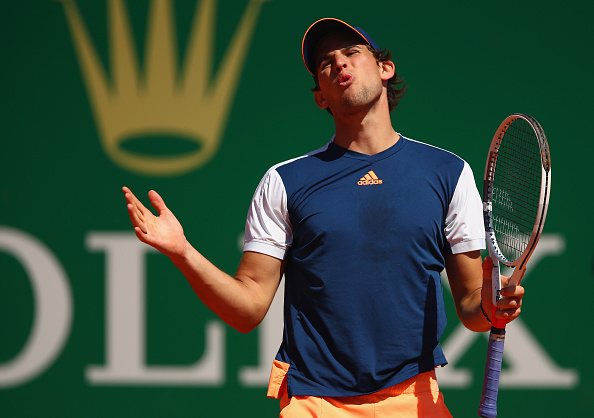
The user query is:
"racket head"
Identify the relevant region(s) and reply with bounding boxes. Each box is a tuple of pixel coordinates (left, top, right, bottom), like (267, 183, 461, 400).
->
(482, 113, 551, 284)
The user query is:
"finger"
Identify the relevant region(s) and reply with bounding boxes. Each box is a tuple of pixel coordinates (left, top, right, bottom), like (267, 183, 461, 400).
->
(500, 284, 525, 298)
(501, 285, 524, 297)
(148, 190, 169, 215)
(127, 202, 148, 234)
(122, 186, 141, 206)
(497, 295, 522, 309)
(123, 187, 140, 211)
(123, 192, 146, 226)
(500, 273, 512, 288)
(133, 226, 149, 242)
(123, 188, 151, 222)
(132, 199, 147, 223)
(495, 306, 522, 322)
(123, 187, 154, 235)
(496, 286, 523, 321)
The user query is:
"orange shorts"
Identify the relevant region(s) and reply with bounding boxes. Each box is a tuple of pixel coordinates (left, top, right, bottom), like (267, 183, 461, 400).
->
(268, 361, 452, 418)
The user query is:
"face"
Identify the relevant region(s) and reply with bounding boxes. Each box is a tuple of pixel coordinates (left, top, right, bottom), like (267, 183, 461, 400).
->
(313, 31, 394, 115)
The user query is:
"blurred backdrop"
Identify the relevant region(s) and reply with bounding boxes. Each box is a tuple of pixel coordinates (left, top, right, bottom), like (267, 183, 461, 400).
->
(1, 0, 592, 416)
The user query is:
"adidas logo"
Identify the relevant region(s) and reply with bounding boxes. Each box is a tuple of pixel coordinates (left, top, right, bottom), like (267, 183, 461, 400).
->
(357, 170, 383, 185)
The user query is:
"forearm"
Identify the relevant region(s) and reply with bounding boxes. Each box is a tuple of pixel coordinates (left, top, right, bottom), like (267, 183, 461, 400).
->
(455, 286, 491, 333)
(169, 241, 275, 333)
(446, 251, 492, 333)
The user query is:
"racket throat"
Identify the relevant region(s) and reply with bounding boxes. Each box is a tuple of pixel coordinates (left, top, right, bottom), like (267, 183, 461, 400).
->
(513, 262, 528, 287)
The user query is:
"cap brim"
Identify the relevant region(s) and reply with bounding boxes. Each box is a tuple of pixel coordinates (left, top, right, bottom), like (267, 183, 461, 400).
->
(302, 18, 380, 76)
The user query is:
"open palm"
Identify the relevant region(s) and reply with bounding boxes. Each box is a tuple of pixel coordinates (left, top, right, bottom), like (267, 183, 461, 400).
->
(122, 187, 187, 258)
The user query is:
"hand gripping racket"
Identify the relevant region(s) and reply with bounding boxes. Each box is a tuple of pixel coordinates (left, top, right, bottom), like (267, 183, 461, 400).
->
(478, 114, 551, 417)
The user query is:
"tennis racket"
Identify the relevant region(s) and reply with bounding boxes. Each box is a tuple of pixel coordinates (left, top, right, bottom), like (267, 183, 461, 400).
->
(478, 113, 551, 417)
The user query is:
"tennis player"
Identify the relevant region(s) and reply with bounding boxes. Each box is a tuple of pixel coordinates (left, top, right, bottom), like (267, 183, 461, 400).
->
(123, 18, 525, 417)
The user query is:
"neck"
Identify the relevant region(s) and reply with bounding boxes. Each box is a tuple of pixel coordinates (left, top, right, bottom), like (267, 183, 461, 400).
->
(332, 100, 399, 155)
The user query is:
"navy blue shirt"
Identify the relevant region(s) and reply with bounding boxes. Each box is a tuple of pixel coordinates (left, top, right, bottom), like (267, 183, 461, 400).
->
(244, 136, 484, 397)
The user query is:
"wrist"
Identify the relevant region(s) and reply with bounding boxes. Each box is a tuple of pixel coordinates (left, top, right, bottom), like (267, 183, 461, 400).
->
(169, 239, 192, 265)
(480, 301, 491, 323)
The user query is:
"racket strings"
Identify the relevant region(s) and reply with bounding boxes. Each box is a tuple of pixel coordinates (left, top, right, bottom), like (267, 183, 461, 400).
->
(490, 119, 541, 262)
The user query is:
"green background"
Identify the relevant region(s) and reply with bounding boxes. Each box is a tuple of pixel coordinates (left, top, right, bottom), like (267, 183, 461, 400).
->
(1, 0, 592, 416)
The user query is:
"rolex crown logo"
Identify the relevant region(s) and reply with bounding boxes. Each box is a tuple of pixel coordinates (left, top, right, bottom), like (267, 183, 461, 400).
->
(59, 0, 269, 176)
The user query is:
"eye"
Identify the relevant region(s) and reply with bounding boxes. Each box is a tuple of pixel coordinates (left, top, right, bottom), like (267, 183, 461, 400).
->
(318, 60, 331, 72)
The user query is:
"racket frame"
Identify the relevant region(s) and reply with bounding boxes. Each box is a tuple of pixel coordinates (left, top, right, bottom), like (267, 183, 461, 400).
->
(483, 113, 551, 290)
(478, 113, 551, 418)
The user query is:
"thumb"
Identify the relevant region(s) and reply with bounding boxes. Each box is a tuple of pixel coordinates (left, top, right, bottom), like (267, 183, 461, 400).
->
(482, 256, 493, 281)
(148, 190, 169, 215)
(481, 256, 494, 314)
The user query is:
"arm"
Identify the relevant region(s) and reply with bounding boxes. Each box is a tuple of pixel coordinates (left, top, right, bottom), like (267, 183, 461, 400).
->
(122, 186, 284, 334)
(445, 250, 524, 332)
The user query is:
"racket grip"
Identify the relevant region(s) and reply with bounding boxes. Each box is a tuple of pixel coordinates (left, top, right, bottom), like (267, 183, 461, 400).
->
(478, 326, 506, 417)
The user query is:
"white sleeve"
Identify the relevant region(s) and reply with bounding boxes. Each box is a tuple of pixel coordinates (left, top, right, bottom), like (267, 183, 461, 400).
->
(243, 167, 293, 260)
(445, 161, 486, 254)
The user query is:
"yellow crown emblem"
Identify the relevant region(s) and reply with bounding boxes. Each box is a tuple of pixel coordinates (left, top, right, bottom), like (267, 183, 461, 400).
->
(59, 0, 268, 176)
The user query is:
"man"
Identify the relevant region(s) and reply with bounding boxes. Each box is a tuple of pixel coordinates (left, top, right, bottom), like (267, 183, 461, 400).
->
(123, 18, 524, 417)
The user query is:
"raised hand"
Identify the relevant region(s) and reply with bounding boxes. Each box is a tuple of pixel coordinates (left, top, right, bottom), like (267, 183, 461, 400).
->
(122, 186, 187, 259)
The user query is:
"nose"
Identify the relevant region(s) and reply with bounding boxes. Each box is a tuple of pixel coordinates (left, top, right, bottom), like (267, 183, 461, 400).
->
(333, 55, 348, 72)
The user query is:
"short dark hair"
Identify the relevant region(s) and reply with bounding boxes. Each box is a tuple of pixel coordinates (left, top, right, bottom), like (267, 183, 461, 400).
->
(311, 46, 407, 115)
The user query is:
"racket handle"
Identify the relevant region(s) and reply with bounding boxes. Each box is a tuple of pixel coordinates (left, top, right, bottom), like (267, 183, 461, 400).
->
(478, 325, 506, 417)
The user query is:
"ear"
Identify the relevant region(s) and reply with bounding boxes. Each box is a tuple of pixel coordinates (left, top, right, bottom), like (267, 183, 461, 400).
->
(314, 90, 329, 110)
(380, 60, 395, 81)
